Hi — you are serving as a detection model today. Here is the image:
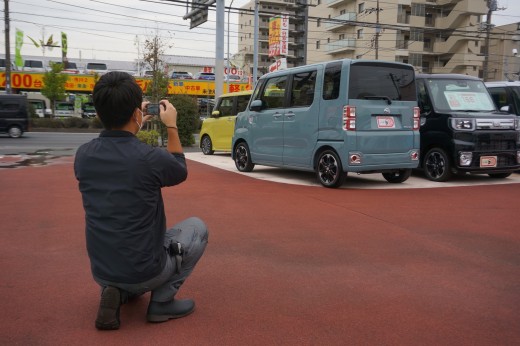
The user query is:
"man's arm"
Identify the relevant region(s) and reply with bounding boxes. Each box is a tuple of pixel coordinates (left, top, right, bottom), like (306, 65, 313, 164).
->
(159, 100, 183, 154)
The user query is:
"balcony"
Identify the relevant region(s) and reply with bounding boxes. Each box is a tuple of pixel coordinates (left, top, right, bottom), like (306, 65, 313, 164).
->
(326, 0, 354, 8)
(325, 38, 356, 54)
(436, 0, 487, 29)
(325, 12, 357, 31)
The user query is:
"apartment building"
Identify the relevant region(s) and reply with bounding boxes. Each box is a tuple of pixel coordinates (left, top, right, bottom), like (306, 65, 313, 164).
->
(239, 0, 489, 76)
(487, 22, 520, 81)
(238, 0, 308, 75)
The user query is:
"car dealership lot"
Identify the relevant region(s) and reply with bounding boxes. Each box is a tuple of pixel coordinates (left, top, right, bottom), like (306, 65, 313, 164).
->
(185, 152, 520, 189)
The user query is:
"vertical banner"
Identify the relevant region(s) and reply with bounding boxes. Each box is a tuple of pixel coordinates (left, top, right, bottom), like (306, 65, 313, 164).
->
(15, 29, 24, 68)
(280, 15, 289, 56)
(61, 32, 68, 61)
(268, 16, 281, 57)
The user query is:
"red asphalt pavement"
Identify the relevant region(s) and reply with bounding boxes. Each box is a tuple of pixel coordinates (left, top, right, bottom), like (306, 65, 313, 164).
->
(1, 157, 519, 345)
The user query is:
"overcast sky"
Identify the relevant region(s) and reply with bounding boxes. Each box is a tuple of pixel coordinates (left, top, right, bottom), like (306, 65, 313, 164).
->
(2, 0, 520, 63)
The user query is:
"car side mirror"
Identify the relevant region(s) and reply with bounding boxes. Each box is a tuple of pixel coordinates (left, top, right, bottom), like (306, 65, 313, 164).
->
(500, 105, 510, 113)
(250, 99, 263, 112)
(211, 110, 220, 118)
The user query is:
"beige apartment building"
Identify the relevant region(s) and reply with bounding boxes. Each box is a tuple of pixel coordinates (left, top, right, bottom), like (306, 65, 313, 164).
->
(487, 22, 520, 81)
(239, 0, 489, 76)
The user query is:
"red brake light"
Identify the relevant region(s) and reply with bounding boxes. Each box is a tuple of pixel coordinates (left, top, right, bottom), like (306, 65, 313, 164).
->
(343, 105, 356, 131)
(413, 106, 420, 130)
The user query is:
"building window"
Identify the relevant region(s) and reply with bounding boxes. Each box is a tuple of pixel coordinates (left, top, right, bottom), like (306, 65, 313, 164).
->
(409, 53, 422, 67)
(340, 9, 345, 15)
(327, 38, 330, 43)
(358, 3, 365, 13)
(411, 3, 425, 16)
(316, 40, 320, 49)
(339, 34, 345, 40)
(411, 28, 424, 41)
(317, 18, 321, 27)
(357, 29, 364, 39)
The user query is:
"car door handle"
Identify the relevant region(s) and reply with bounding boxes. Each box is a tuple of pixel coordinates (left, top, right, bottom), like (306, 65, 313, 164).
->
(273, 113, 282, 119)
(285, 112, 295, 118)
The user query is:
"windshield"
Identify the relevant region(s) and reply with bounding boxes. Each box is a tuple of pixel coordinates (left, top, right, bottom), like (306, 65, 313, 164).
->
(349, 62, 416, 101)
(425, 79, 495, 112)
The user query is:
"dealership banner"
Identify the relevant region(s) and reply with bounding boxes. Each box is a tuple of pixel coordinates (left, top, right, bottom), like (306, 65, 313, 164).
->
(0, 72, 249, 95)
(15, 29, 24, 68)
(269, 15, 289, 57)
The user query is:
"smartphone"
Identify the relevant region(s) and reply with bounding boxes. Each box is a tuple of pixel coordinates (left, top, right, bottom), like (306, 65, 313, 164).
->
(146, 103, 161, 116)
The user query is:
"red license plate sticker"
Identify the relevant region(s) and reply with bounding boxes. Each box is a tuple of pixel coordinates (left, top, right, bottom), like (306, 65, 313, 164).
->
(480, 156, 497, 168)
(376, 116, 395, 128)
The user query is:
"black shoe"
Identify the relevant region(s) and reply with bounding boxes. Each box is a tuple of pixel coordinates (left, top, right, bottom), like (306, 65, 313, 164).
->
(147, 299, 195, 323)
(95, 286, 121, 330)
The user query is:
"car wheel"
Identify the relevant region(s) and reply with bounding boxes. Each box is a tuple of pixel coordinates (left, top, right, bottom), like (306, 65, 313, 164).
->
(234, 142, 254, 172)
(316, 150, 345, 188)
(200, 135, 214, 155)
(8, 126, 23, 138)
(382, 169, 412, 183)
(423, 148, 452, 182)
(488, 173, 511, 179)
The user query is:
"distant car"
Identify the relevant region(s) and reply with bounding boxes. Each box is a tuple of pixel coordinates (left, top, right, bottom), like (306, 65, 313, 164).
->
(81, 102, 96, 118)
(223, 75, 241, 82)
(485, 81, 520, 115)
(171, 71, 193, 79)
(28, 99, 52, 118)
(0, 58, 16, 71)
(48, 61, 79, 74)
(54, 102, 75, 117)
(0, 94, 29, 138)
(195, 72, 215, 80)
(84, 62, 108, 75)
(199, 90, 252, 155)
(23, 59, 45, 72)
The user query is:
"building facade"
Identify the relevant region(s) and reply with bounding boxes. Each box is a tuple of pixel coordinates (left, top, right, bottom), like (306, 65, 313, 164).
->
(239, 0, 489, 76)
(487, 22, 520, 81)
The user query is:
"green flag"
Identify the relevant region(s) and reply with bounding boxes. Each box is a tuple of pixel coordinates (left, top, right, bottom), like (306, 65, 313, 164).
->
(61, 32, 68, 59)
(15, 29, 24, 67)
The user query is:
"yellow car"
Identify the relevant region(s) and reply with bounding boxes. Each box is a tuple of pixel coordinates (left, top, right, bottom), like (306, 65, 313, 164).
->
(199, 90, 252, 155)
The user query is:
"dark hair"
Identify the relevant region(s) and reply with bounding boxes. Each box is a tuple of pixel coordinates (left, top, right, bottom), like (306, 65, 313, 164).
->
(93, 71, 143, 129)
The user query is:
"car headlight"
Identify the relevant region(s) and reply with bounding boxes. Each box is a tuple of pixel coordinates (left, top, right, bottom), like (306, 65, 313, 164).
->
(451, 118, 475, 131)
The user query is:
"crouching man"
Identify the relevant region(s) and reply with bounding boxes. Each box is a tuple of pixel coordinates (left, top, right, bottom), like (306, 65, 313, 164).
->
(74, 71, 208, 330)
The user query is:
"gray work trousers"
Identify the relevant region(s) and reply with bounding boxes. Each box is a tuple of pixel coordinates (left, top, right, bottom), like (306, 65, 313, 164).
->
(94, 217, 208, 303)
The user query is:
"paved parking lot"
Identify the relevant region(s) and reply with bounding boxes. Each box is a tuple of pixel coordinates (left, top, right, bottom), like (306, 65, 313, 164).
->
(185, 152, 520, 189)
(1, 155, 519, 345)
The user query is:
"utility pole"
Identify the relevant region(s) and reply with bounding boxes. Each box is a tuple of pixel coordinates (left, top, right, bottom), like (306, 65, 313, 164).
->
(4, 0, 12, 94)
(482, 0, 496, 81)
(375, 0, 380, 60)
(253, 0, 259, 87)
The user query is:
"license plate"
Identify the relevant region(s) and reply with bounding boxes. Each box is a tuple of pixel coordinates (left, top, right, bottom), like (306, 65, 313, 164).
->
(480, 156, 497, 168)
(376, 116, 395, 128)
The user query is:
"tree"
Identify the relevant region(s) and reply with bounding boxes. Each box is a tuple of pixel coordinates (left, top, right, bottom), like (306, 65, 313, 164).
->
(41, 63, 68, 117)
(141, 32, 171, 102)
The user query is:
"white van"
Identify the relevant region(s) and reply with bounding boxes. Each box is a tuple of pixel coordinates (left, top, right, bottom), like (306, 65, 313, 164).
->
(232, 59, 420, 188)
(84, 62, 108, 75)
(23, 60, 45, 72)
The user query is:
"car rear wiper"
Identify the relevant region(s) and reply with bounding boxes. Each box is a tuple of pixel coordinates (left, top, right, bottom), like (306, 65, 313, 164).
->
(388, 73, 402, 101)
(363, 95, 392, 105)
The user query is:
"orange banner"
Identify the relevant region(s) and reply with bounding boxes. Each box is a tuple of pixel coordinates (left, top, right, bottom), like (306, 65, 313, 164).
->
(0, 72, 251, 96)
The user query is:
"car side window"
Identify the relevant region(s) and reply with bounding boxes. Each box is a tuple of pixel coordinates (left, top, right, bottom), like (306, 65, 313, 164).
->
(290, 70, 317, 107)
(323, 61, 342, 100)
(236, 96, 250, 113)
(218, 98, 233, 116)
(260, 76, 287, 109)
(417, 80, 433, 114)
(488, 88, 508, 110)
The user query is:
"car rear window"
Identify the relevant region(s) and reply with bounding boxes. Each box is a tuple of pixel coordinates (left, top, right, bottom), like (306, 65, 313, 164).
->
(87, 63, 107, 70)
(349, 62, 416, 101)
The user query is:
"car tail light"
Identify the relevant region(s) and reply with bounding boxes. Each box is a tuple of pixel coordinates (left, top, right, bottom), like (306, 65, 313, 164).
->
(343, 105, 356, 131)
(413, 107, 420, 130)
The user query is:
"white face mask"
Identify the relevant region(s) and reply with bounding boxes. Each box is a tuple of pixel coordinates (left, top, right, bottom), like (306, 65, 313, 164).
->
(135, 109, 144, 132)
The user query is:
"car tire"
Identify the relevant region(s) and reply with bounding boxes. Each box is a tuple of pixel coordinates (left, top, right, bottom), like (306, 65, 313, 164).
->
(316, 150, 346, 188)
(488, 173, 511, 179)
(423, 147, 452, 182)
(8, 126, 23, 138)
(200, 135, 214, 155)
(234, 142, 254, 172)
(382, 169, 412, 183)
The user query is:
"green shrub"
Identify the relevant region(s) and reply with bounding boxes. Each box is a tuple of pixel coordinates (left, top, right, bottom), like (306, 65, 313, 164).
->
(136, 129, 160, 146)
(168, 94, 198, 146)
(31, 118, 65, 128)
(62, 117, 90, 129)
(90, 116, 104, 129)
